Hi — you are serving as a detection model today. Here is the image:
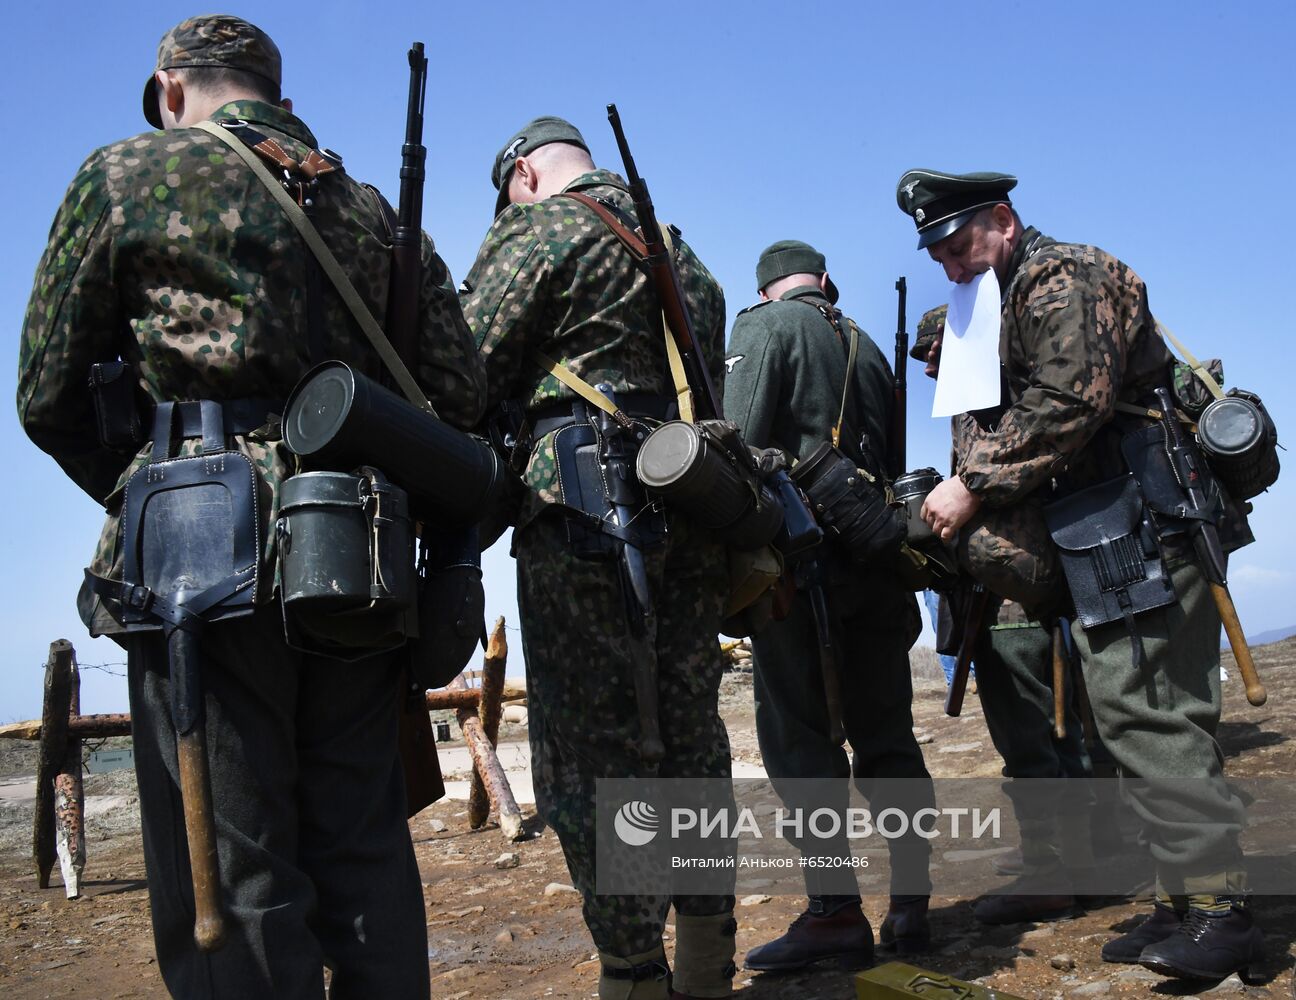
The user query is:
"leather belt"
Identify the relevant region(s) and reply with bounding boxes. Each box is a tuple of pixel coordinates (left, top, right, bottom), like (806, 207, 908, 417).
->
(530, 393, 675, 440)
(166, 398, 282, 438)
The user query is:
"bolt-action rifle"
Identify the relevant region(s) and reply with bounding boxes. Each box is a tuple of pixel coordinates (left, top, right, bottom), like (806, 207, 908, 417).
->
(1153, 386, 1267, 707)
(891, 277, 907, 479)
(606, 104, 721, 422)
(387, 42, 449, 814)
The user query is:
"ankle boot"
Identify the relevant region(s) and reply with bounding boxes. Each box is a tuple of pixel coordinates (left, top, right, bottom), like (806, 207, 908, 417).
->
(1138, 902, 1265, 982)
(878, 895, 931, 955)
(599, 945, 671, 1000)
(1100, 903, 1183, 963)
(670, 913, 737, 998)
(744, 895, 874, 972)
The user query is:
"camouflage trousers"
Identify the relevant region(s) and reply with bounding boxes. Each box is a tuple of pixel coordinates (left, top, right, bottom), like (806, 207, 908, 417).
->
(516, 511, 735, 958)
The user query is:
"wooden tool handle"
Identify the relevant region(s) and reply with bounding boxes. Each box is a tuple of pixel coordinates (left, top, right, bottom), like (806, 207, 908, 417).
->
(945, 588, 990, 717)
(177, 728, 226, 952)
(1051, 624, 1067, 740)
(1210, 581, 1267, 707)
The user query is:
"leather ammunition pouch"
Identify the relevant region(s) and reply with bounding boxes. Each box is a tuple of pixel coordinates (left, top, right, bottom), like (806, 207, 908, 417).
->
(1043, 474, 1175, 633)
(85, 400, 262, 635)
(411, 527, 486, 690)
(89, 361, 146, 453)
(791, 442, 903, 565)
(550, 401, 667, 561)
(276, 467, 416, 659)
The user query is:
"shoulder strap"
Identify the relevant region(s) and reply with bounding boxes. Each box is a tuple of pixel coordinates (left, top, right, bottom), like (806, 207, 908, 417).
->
(540, 191, 695, 423)
(792, 297, 856, 448)
(1155, 321, 1226, 402)
(192, 120, 436, 416)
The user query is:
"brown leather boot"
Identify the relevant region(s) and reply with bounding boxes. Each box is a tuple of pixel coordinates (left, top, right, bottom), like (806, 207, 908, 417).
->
(743, 895, 874, 972)
(878, 895, 931, 955)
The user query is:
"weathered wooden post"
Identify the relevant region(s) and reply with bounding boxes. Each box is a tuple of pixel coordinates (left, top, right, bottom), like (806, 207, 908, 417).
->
(54, 649, 86, 898)
(447, 619, 524, 841)
(34, 640, 75, 889)
(470, 618, 508, 829)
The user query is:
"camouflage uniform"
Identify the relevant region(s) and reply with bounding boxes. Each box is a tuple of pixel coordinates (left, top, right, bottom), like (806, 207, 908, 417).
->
(461, 168, 735, 981)
(959, 228, 1246, 896)
(724, 286, 933, 906)
(19, 30, 485, 993)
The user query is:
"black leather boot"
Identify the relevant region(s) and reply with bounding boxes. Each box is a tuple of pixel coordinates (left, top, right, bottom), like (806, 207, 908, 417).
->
(1100, 903, 1183, 963)
(878, 895, 931, 955)
(744, 895, 874, 972)
(1138, 903, 1265, 981)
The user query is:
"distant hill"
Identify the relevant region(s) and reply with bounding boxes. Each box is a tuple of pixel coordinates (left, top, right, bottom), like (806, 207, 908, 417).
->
(1226, 625, 1296, 649)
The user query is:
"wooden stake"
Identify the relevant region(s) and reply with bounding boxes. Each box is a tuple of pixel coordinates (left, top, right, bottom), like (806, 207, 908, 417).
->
(34, 641, 74, 889)
(53, 649, 85, 899)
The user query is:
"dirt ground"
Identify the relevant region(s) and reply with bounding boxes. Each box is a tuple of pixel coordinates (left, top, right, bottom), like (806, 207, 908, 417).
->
(2, 641, 1294, 999)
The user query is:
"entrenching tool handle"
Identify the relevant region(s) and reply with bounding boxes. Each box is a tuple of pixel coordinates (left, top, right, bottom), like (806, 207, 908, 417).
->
(1051, 623, 1067, 740)
(945, 587, 989, 717)
(1211, 581, 1267, 706)
(169, 628, 226, 952)
(808, 580, 845, 746)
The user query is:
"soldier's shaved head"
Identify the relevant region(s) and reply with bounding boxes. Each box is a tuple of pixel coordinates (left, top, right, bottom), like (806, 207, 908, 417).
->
(507, 142, 596, 207)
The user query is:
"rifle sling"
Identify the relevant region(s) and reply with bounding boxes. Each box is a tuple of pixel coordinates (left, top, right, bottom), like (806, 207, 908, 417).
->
(193, 120, 436, 417)
(535, 192, 695, 424)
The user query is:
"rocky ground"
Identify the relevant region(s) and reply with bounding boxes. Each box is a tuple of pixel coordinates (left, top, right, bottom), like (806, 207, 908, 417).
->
(1, 642, 1293, 999)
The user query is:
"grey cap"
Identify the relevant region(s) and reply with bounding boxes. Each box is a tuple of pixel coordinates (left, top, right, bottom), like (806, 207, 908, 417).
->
(896, 169, 1017, 249)
(143, 14, 281, 129)
(490, 115, 589, 216)
(755, 240, 839, 304)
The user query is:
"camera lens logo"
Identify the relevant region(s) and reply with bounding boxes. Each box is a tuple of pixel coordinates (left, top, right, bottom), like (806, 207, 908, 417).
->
(614, 801, 660, 846)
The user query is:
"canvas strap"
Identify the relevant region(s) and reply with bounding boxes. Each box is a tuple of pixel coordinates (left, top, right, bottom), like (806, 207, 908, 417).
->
(545, 192, 695, 423)
(193, 119, 436, 416)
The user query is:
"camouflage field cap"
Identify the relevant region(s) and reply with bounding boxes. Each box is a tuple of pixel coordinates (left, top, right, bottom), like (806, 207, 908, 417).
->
(910, 304, 948, 361)
(143, 14, 282, 129)
(491, 116, 589, 216)
(755, 240, 839, 304)
(896, 169, 1017, 249)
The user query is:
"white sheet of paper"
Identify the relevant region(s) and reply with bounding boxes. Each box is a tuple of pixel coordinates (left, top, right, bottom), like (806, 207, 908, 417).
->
(931, 269, 1003, 418)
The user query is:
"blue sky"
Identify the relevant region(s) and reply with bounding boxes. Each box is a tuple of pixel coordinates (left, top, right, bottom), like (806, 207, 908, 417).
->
(2, 1, 1292, 718)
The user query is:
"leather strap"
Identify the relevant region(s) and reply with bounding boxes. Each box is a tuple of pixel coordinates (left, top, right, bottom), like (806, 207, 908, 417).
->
(192, 119, 436, 417)
(551, 191, 695, 422)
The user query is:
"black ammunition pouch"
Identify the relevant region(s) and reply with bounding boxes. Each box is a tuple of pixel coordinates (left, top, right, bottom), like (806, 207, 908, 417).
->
(791, 442, 903, 565)
(85, 400, 262, 635)
(89, 361, 146, 452)
(552, 401, 667, 560)
(1043, 474, 1175, 633)
(411, 527, 486, 690)
(276, 467, 417, 659)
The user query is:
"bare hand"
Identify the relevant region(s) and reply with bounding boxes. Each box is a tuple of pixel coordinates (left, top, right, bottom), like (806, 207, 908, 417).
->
(921, 476, 982, 543)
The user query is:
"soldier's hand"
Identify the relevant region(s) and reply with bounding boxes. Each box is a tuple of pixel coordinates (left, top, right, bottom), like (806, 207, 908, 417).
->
(921, 475, 981, 542)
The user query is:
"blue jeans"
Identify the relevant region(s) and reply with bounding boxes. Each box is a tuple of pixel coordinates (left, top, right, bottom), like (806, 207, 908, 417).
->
(922, 589, 964, 685)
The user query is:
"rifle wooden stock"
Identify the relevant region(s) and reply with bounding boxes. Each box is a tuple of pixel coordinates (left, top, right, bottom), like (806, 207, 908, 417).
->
(1212, 581, 1267, 706)
(606, 104, 722, 420)
(945, 587, 990, 717)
